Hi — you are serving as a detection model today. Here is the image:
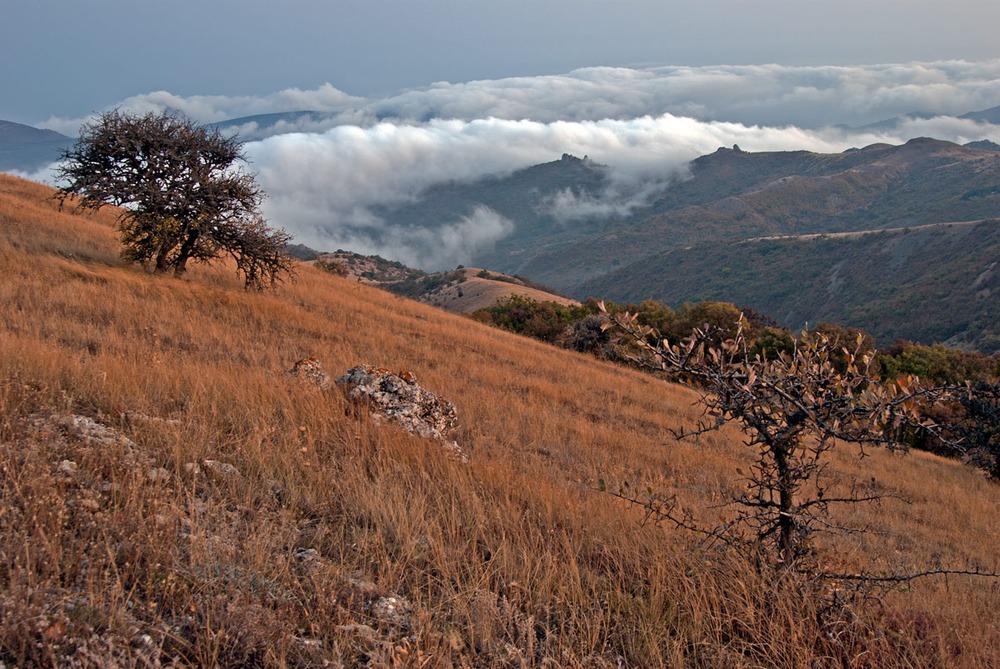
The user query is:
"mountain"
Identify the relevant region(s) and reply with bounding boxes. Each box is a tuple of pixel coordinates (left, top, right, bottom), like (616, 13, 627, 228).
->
(840, 104, 1000, 131)
(965, 139, 1000, 151)
(578, 220, 1000, 352)
(0, 119, 73, 173)
(381, 138, 999, 350)
(375, 139, 1000, 297)
(516, 138, 1000, 290)
(961, 105, 1000, 124)
(2, 172, 999, 664)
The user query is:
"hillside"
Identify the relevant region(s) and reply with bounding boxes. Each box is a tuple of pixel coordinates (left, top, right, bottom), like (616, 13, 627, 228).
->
(2, 174, 1000, 665)
(521, 138, 1000, 289)
(579, 220, 1000, 353)
(316, 251, 576, 313)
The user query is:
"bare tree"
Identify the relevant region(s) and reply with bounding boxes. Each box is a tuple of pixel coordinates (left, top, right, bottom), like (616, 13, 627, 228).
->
(956, 381, 1000, 479)
(603, 307, 947, 569)
(56, 110, 294, 290)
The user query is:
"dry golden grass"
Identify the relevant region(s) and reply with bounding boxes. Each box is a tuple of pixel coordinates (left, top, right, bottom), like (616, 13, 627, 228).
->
(1, 173, 999, 667)
(419, 268, 578, 314)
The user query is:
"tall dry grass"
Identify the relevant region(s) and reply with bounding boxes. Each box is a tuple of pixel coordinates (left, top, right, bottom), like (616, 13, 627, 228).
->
(1, 173, 999, 667)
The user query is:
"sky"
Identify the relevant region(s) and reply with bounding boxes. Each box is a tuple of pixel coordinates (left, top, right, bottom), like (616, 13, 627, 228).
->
(5, 0, 1000, 268)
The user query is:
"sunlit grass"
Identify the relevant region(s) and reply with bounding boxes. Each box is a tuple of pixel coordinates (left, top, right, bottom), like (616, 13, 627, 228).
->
(1, 173, 999, 666)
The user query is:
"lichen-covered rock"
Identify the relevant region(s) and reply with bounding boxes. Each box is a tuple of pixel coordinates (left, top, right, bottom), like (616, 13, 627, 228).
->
(286, 357, 331, 389)
(336, 365, 466, 461)
(52, 414, 137, 450)
(370, 595, 413, 631)
(200, 459, 242, 481)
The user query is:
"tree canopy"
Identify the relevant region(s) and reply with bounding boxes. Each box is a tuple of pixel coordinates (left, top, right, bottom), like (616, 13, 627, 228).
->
(56, 110, 293, 290)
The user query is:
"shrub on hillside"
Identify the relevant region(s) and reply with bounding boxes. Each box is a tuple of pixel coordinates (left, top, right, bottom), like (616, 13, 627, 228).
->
(877, 339, 998, 385)
(567, 314, 613, 356)
(474, 295, 595, 344)
(959, 382, 1000, 479)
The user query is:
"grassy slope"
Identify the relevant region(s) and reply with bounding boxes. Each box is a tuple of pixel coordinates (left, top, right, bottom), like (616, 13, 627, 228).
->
(1, 174, 1000, 666)
(409, 268, 578, 314)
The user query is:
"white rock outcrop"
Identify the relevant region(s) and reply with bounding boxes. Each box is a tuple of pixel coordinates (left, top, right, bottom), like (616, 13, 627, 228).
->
(336, 365, 466, 461)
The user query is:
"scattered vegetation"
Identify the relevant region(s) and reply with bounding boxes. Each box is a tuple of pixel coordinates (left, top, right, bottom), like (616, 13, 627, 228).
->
(472, 295, 595, 345)
(604, 309, 961, 572)
(2, 174, 1000, 666)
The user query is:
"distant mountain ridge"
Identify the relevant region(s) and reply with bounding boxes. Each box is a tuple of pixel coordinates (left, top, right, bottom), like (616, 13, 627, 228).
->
(0, 120, 72, 172)
(838, 104, 1000, 132)
(370, 137, 1000, 351)
(509, 138, 1000, 289)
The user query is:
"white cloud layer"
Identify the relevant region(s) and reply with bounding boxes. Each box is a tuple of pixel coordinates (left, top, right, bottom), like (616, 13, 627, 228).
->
(29, 61, 1000, 270)
(42, 60, 1000, 135)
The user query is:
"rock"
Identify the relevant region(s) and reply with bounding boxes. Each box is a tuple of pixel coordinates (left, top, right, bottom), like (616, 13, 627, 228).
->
(200, 459, 242, 481)
(146, 467, 171, 483)
(336, 365, 467, 461)
(286, 357, 331, 389)
(51, 414, 137, 450)
(57, 460, 78, 477)
(294, 547, 321, 569)
(370, 595, 413, 630)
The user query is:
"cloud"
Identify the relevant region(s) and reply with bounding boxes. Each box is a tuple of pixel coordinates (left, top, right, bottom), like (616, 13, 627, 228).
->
(25, 61, 1000, 270)
(9, 165, 60, 184)
(40, 60, 1000, 136)
(38, 83, 364, 136)
(244, 110, 1000, 266)
(294, 205, 514, 271)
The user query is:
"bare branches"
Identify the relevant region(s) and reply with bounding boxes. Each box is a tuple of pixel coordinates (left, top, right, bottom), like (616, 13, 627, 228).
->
(55, 109, 293, 290)
(812, 568, 1000, 585)
(601, 305, 956, 570)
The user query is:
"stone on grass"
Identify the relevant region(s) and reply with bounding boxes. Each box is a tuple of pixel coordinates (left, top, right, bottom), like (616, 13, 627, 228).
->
(336, 365, 466, 461)
(52, 414, 137, 450)
(286, 357, 331, 389)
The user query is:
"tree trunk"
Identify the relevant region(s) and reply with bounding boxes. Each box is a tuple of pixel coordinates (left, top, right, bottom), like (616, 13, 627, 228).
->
(773, 440, 797, 566)
(154, 246, 171, 273)
(172, 229, 200, 278)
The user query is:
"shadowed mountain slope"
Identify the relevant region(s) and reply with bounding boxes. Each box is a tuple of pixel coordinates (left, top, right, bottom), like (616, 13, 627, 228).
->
(522, 138, 1000, 289)
(0, 120, 73, 173)
(579, 220, 1000, 352)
